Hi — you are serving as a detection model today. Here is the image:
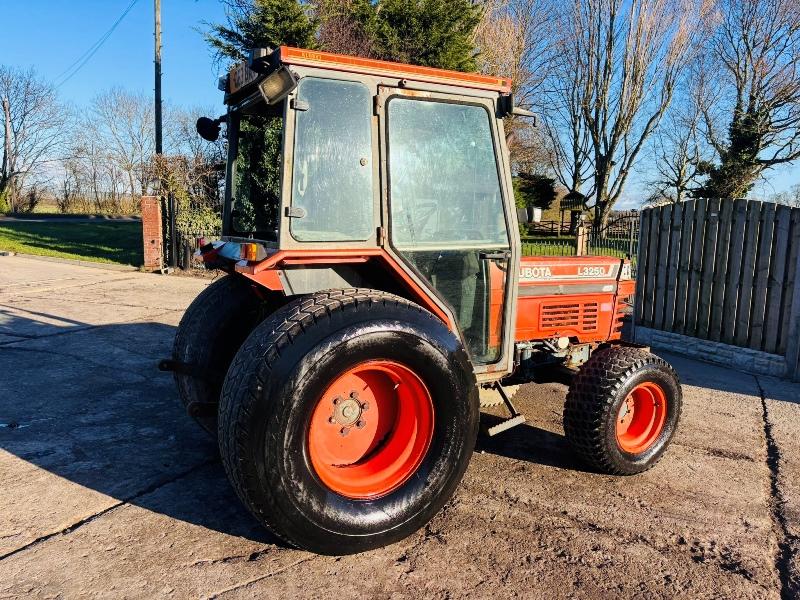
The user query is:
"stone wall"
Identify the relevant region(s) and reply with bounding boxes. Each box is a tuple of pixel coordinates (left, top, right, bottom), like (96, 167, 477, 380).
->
(634, 325, 787, 378)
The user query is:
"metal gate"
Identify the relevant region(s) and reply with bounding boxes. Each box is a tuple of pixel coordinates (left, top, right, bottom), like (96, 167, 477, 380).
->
(161, 193, 223, 270)
(588, 211, 640, 271)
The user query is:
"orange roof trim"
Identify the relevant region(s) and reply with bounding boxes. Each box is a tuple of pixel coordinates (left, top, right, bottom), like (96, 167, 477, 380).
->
(279, 46, 512, 94)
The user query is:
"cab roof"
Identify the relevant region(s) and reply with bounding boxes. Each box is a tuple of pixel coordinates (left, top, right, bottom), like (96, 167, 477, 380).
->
(225, 46, 512, 103)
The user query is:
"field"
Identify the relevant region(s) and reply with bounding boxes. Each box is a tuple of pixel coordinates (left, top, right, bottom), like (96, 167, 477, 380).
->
(0, 220, 143, 266)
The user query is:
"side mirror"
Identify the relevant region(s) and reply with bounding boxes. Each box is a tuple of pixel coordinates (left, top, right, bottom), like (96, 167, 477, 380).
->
(196, 117, 221, 142)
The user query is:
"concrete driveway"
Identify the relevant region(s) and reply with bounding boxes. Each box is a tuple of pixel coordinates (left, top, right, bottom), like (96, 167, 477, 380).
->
(1, 254, 798, 599)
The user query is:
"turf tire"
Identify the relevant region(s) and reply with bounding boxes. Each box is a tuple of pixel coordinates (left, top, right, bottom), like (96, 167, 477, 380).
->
(218, 289, 479, 555)
(564, 346, 681, 475)
(172, 275, 263, 436)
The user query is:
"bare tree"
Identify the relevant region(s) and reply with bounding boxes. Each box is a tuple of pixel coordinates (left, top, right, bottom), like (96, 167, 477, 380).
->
(567, 0, 711, 225)
(315, 0, 375, 57)
(696, 0, 800, 199)
(770, 182, 800, 207)
(87, 88, 155, 200)
(0, 66, 68, 211)
(544, 42, 595, 198)
(474, 0, 555, 110)
(647, 74, 711, 203)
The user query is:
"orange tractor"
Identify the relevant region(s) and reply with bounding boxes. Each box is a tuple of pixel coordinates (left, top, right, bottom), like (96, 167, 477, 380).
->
(163, 47, 681, 555)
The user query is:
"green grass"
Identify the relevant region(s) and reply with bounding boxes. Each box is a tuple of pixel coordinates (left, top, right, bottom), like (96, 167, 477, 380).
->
(0, 221, 143, 266)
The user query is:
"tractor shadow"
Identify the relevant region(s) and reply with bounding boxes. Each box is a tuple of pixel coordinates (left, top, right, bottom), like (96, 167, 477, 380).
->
(0, 310, 278, 547)
(476, 414, 593, 473)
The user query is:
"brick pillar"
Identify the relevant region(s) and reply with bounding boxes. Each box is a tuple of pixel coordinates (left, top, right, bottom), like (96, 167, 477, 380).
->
(141, 195, 163, 271)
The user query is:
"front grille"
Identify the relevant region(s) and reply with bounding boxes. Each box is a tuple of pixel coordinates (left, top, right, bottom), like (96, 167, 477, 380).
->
(540, 302, 599, 332)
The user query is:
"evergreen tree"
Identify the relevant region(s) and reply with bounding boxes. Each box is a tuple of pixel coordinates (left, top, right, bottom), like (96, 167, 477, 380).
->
(207, 0, 318, 61)
(208, 1, 483, 72)
(513, 173, 557, 210)
(368, 0, 483, 71)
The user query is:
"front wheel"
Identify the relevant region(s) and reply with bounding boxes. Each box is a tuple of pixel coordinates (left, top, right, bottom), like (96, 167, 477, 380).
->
(218, 289, 479, 554)
(564, 346, 682, 475)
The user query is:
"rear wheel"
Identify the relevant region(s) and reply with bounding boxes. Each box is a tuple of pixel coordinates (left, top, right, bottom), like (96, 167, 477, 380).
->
(564, 346, 681, 475)
(219, 289, 478, 554)
(172, 275, 264, 435)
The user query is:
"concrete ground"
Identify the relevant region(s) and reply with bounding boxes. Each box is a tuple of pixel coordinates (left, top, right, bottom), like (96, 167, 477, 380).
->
(0, 254, 798, 599)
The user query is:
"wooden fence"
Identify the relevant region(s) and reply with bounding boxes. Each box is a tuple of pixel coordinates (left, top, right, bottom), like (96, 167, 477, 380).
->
(634, 198, 800, 381)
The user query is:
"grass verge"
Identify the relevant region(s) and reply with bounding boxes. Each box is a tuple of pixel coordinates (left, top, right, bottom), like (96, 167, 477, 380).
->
(0, 221, 143, 266)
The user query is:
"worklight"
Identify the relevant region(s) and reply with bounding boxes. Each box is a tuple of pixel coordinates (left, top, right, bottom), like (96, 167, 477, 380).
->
(258, 66, 298, 105)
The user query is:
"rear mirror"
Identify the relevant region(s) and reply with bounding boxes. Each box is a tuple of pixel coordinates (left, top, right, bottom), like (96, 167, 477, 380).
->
(196, 117, 221, 142)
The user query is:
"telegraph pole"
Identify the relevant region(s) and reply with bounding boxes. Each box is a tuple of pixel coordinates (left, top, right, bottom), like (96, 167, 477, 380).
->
(154, 0, 163, 156)
(153, 0, 174, 267)
(2, 97, 14, 212)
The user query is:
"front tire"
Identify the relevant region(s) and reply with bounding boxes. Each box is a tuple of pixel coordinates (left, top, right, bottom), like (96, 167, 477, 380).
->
(564, 346, 681, 475)
(218, 289, 479, 554)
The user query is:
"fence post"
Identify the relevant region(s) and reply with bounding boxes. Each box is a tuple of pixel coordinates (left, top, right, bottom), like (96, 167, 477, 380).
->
(785, 244, 800, 381)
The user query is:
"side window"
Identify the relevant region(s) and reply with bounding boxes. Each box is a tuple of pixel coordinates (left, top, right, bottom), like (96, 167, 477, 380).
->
(231, 112, 283, 239)
(290, 78, 374, 241)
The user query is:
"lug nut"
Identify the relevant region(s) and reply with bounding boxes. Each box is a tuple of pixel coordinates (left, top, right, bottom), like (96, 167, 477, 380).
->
(328, 416, 336, 424)
(349, 391, 359, 400)
(340, 427, 350, 436)
(361, 401, 369, 411)
(332, 397, 341, 406)
(356, 420, 366, 429)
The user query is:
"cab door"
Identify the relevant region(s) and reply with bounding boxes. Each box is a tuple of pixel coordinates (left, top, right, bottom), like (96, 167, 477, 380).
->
(379, 88, 517, 369)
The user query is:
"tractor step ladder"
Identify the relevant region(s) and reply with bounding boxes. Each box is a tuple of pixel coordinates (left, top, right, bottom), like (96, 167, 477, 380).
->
(486, 383, 526, 436)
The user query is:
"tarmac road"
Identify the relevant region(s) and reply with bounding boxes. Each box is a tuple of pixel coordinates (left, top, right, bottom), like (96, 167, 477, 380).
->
(0, 254, 798, 599)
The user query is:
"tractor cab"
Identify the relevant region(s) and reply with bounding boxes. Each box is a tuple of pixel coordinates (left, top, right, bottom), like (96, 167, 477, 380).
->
(200, 46, 522, 373)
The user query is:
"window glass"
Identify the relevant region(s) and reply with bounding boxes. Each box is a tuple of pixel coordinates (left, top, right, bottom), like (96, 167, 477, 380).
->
(388, 99, 508, 249)
(291, 78, 374, 241)
(231, 111, 283, 239)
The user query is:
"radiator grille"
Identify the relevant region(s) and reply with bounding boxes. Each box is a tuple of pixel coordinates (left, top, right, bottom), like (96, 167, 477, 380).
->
(540, 302, 599, 332)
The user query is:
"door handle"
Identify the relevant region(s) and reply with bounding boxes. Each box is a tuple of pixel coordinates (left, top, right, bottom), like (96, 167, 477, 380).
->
(479, 251, 510, 260)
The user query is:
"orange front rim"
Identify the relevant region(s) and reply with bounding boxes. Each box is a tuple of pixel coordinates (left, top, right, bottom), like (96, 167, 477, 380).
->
(616, 382, 667, 454)
(307, 360, 434, 500)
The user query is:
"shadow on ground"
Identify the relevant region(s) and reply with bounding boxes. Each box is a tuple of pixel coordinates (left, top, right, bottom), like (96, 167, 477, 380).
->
(0, 311, 273, 548)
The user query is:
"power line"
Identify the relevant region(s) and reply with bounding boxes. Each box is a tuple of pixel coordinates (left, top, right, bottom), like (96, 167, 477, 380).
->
(55, 0, 141, 89)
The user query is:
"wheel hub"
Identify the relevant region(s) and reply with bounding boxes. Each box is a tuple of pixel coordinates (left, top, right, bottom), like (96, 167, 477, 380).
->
(308, 360, 435, 500)
(615, 381, 667, 454)
(332, 394, 364, 427)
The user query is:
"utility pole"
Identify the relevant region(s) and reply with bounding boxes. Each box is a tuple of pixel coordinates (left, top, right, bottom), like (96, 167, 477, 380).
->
(154, 0, 163, 156)
(2, 97, 14, 212)
(154, 0, 174, 267)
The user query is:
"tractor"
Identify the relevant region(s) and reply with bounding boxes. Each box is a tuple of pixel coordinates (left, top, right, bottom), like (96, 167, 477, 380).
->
(161, 47, 682, 555)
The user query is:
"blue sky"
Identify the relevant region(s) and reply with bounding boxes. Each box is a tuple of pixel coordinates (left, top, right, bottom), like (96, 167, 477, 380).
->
(0, 0, 228, 111)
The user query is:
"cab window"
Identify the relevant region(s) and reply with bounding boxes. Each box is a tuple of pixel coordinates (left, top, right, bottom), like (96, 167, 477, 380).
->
(230, 107, 283, 240)
(290, 78, 374, 241)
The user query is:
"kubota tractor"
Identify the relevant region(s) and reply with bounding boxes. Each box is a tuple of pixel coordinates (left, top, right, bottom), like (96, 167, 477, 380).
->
(162, 47, 682, 555)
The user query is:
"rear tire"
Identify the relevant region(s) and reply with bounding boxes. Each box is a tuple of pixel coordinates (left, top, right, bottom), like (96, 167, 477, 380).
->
(172, 275, 264, 436)
(218, 289, 478, 555)
(564, 346, 681, 475)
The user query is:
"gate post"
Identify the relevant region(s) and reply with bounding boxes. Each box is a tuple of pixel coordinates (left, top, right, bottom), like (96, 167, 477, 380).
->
(140, 195, 163, 271)
(575, 224, 589, 256)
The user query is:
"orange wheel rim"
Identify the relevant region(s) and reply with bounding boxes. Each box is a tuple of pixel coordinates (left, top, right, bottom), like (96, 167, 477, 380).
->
(307, 360, 434, 500)
(615, 382, 667, 454)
